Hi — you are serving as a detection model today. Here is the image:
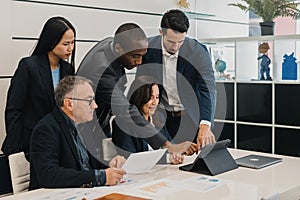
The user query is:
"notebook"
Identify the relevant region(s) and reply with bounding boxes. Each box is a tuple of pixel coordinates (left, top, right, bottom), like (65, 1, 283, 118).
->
(235, 154, 282, 169)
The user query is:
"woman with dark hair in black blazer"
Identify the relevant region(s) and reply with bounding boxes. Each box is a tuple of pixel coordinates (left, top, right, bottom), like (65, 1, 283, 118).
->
(112, 76, 191, 164)
(2, 16, 76, 155)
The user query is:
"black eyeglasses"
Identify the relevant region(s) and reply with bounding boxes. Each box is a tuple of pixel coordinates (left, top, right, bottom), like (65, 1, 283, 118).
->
(65, 97, 95, 106)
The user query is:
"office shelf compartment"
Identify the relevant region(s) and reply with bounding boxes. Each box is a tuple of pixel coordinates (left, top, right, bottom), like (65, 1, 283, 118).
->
(237, 124, 272, 153)
(236, 40, 274, 81)
(213, 122, 234, 148)
(204, 41, 235, 80)
(215, 82, 234, 120)
(237, 83, 272, 124)
(275, 128, 300, 157)
(275, 84, 300, 126)
(206, 35, 300, 157)
(200, 35, 300, 82)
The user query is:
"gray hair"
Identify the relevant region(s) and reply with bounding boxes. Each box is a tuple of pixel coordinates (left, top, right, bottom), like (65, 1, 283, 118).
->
(55, 75, 93, 107)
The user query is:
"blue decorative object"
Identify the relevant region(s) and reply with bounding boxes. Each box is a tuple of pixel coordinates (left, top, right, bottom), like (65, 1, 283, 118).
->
(215, 59, 227, 80)
(282, 52, 297, 80)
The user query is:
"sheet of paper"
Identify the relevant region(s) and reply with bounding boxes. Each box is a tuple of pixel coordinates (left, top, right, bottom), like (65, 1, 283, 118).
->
(122, 149, 167, 173)
(29, 188, 107, 200)
(180, 176, 222, 192)
(132, 178, 183, 199)
(129, 176, 225, 199)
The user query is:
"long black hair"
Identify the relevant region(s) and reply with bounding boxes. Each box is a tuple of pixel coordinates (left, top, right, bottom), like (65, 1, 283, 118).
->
(31, 16, 76, 67)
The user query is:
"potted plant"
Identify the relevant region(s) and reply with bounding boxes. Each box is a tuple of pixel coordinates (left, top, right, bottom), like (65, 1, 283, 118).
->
(228, 0, 300, 35)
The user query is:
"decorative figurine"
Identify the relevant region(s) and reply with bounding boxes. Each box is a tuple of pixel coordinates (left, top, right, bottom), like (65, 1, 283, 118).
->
(178, 0, 190, 9)
(215, 59, 230, 80)
(282, 52, 297, 80)
(258, 42, 272, 80)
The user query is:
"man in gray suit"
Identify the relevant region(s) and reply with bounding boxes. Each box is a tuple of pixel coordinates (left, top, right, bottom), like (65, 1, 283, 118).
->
(77, 23, 196, 156)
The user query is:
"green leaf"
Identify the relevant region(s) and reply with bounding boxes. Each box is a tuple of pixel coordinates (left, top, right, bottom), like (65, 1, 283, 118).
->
(228, 0, 300, 22)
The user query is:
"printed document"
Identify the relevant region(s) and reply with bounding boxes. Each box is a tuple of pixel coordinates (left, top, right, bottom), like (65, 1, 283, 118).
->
(122, 149, 167, 173)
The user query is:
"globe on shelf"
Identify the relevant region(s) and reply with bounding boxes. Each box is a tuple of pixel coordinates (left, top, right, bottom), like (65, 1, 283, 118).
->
(215, 59, 227, 80)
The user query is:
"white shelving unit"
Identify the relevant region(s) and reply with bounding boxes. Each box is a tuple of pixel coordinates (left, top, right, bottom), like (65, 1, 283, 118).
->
(200, 34, 300, 82)
(199, 35, 300, 157)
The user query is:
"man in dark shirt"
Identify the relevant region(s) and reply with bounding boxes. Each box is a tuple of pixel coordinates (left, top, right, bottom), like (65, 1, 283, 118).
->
(30, 76, 125, 190)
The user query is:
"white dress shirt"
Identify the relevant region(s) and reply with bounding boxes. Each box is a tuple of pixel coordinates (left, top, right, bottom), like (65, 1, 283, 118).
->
(161, 41, 184, 112)
(161, 40, 211, 127)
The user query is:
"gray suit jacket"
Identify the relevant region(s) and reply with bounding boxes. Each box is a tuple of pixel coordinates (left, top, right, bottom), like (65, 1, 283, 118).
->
(77, 37, 167, 149)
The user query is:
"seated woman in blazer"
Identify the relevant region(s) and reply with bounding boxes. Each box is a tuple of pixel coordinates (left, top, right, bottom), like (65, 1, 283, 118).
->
(112, 76, 195, 164)
(2, 16, 76, 156)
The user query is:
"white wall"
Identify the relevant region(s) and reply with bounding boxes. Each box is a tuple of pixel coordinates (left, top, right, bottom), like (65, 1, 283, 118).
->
(0, 1, 12, 153)
(195, 0, 249, 38)
(0, 0, 248, 153)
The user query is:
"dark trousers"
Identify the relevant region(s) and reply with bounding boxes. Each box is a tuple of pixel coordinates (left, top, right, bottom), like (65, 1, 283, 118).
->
(165, 111, 198, 143)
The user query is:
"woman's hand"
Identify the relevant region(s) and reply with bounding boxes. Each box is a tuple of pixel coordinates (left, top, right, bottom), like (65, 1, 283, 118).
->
(169, 153, 184, 164)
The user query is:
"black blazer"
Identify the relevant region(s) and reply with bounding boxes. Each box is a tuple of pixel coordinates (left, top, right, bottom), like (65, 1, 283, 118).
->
(2, 54, 74, 155)
(112, 114, 173, 158)
(29, 107, 107, 190)
(137, 35, 217, 127)
(112, 118, 149, 158)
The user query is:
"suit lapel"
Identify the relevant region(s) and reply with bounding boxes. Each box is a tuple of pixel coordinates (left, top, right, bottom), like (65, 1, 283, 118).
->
(53, 107, 81, 167)
(38, 55, 55, 107)
(60, 60, 73, 78)
(177, 39, 189, 74)
(176, 56, 186, 74)
(151, 37, 163, 82)
(60, 61, 68, 78)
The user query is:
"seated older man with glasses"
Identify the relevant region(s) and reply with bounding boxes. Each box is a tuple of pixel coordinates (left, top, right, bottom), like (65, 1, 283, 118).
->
(29, 75, 126, 190)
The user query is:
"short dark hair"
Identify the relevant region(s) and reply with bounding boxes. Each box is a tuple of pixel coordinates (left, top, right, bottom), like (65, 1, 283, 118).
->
(55, 75, 92, 107)
(127, 76, 158, 114)
(161, 9, 189, 34)
(113, 23, 147, 51)
(32, 16, 76, 67)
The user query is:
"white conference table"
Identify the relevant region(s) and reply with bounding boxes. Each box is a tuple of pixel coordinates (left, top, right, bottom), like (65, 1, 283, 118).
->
(1, 148, 300, 200)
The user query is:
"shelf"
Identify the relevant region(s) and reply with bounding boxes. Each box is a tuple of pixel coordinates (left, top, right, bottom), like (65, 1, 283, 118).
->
(199, 34, 300, 43)
(210, 35, 300, 157)
(275, 128, 300, 157)
(237, 124, 272, 153)
(217, 79, 300, 84)
(215, 80, 235, 83)
(203, 35, 300, 81)
(274, 80, 300, 84)
(184, 11, 215, 19)
(213, 122, 234, 148)
(275, 84, 300, 127)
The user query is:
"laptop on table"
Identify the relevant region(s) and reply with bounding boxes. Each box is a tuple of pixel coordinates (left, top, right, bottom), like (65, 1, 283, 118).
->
(235, 154, 282, 169)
